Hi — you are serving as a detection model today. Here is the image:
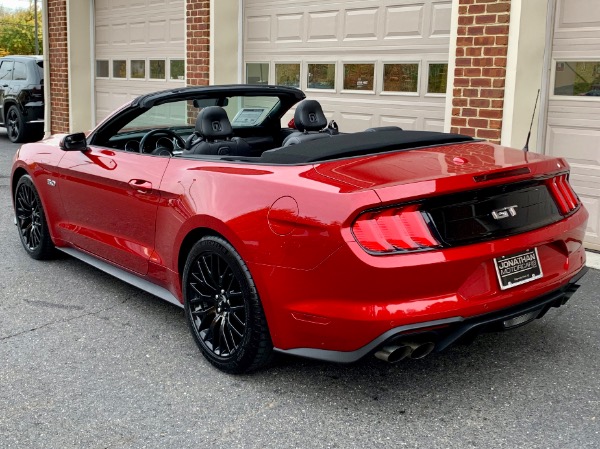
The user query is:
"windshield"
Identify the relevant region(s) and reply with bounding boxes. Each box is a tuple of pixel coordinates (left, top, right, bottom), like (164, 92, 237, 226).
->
(119, 95, 281, 134)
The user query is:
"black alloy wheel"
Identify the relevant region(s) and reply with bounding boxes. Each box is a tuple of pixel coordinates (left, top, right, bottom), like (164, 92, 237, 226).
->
(184, 236, 272, 374)
(15, 175, 55, 259)
(6, 106, 26, 143)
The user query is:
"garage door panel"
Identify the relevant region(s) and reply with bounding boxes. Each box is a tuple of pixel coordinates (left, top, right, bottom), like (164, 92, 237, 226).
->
(308, 11, 340, 41)
(547, 0, 600, 248)
(94, 0, 185, 124)
(384, 4, 424, 39)
(245, 0, 450, 133)
(380, 115, 418, 130)
(344, 8, 379, 40)
(546, 126, 600, 164)
(430, 1, 452, 37)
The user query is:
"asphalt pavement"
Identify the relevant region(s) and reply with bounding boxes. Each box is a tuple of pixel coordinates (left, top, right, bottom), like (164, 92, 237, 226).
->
(0, 129, 598, 449)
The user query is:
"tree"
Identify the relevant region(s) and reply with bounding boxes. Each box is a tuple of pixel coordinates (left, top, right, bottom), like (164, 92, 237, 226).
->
(0, 4, 43, 56)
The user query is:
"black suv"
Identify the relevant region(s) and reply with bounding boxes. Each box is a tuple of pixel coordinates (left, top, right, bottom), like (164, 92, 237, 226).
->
(0, 55, 44, 143)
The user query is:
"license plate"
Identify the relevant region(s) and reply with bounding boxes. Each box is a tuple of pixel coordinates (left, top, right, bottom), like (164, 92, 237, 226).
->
(494, 248, 543, 290)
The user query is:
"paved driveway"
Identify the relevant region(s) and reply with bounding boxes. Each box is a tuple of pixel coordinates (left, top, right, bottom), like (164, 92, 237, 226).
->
(0, 129, 598, 449)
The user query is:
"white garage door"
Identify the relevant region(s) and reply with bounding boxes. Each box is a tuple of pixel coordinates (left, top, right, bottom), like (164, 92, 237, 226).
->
(94, 0, 186, 124)
(545, 0, 600, 249)
(243, 0, 452, 132)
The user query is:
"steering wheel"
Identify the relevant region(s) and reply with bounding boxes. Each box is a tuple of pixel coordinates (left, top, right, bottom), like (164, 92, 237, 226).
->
(138, 129, 186, 154)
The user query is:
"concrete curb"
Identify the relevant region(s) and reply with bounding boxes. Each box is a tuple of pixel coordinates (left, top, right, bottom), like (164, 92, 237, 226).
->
(586, 250, 600, 270)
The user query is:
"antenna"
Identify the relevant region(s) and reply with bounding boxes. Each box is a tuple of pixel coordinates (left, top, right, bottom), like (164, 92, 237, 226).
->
(523, 89, 541, 152)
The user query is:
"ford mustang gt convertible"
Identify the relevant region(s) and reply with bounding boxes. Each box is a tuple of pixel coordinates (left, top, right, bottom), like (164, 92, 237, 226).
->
(11, 85, 588, 373)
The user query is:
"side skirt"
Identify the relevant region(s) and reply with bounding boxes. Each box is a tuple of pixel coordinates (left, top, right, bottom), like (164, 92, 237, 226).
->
(57, 246, 183, 308)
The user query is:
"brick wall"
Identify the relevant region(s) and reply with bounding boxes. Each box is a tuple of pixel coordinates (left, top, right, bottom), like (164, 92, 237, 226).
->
(47, 0, 69, 134)
(186, 0, 210, 87)
(451, 0, 511, 143)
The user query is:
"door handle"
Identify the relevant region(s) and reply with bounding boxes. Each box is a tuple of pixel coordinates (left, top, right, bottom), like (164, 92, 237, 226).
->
(128, 179, 152, 193)
(1, 84, 8, 87)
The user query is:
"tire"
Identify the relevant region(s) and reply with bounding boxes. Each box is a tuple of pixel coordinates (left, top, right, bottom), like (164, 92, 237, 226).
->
(183, 236, 273, 374)
(14, 175, 55, 260)
(6, 106, 26, 143)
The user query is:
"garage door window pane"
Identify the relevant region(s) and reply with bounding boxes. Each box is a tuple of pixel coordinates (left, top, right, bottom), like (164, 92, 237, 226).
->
(554, 61, 600, 96)
(246, 63, 269, 85)
(383, 64, 419, 93)
(428, 63, 448, 94)
(275, 64, 300, 87)
(113, 60, 126, 78)
(308, 64, 335, 90)
(130, 60, 145, 79)
(343, 64, 374, 91)
(150, 60, 166, 80)
(170, 59, 184, 80)
(96, 60, 109, 78)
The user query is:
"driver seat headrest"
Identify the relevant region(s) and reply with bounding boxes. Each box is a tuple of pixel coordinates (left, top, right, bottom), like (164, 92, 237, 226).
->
(195, 106, 233, 140)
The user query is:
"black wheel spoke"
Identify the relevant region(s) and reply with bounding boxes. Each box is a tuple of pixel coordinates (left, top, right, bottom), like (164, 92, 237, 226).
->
(16, 183, 42, 251)
(186, 247, 251, 360)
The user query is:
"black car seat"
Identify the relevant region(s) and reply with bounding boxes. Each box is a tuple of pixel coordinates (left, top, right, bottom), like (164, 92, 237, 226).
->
(185, 106, 252, 156)
(282, 100, 332, 146)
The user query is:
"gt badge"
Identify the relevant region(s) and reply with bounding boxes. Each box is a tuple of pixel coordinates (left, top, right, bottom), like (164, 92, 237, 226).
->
(491, 205, 518, 220)
(47, 178, 56, 187)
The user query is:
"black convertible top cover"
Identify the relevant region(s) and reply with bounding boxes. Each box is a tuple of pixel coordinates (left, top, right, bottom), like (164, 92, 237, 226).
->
(259, 130, 475, 164)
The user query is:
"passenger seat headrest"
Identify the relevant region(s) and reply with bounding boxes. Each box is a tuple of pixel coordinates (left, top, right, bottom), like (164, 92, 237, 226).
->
(294, 100, 327, 132)
(195, 106, 233, 139)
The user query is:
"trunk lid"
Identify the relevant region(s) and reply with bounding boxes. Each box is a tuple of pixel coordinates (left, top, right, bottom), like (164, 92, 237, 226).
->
(312, 142, 567, 202)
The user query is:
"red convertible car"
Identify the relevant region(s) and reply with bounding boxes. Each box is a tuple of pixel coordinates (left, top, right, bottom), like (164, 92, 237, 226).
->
(11, 85, 588, 373)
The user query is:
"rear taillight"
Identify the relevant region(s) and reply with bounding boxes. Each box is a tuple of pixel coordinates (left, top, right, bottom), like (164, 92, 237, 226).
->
(547, 174, 580, 215)
(351, 204, 440, 254)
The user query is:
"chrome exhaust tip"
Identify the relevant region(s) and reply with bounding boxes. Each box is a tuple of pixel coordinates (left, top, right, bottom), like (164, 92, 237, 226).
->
(374, 345, 412, 363)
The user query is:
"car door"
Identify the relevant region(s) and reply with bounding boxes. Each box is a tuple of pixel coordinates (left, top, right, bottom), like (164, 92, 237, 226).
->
(0, 60, 13, 124)
(57, 146, 170, 275)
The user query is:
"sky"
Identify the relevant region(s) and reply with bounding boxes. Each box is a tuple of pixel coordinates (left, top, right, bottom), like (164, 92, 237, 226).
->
(0, 0, 35, 10)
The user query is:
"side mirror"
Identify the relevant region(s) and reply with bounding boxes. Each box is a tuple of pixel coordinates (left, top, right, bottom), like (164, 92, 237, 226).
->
(60, 133, 88, 151)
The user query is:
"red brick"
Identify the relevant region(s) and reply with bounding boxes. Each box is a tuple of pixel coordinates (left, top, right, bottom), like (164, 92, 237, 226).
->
(484, 46, 507, 57)
(456, 58, 472, 67)
(472, 57, 495, 67)
(466, 47, 482, 57)
(462, 108, 478, 117)
(462, 88, 479, 98)
(474, 36, 496, 46)
(464, 68, 482, 77)
(482, 67, 506, 77)
(469, 98, 491, 108)
(475, 14, 497, 24)
(468, 118, 489, 128)
(470, 78, 492, 88)
(481, 88, 505, 98)
(487, 3, 510, 13)
(467, 26, 485, 36)
(453, 117, 467, 127)
(479, 109, 503, 119)
(486, 25, 510, 35)
(477, 129, 501, 140)
(468, 4, 486, 14)
(458, 15, 475, 25)
(454, 77, 470, 87)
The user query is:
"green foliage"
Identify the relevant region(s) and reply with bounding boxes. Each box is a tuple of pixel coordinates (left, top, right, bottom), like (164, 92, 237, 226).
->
(0, 4, 43, 56)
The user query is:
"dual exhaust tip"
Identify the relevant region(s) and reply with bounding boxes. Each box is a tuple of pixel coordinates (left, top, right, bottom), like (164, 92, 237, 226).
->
(374, 341, 435, 363)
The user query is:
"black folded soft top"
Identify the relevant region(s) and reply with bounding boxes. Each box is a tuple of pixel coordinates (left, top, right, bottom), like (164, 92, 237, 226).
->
(258, 130, 475, 164)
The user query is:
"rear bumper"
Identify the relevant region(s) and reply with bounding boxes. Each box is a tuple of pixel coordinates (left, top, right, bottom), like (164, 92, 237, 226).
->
(253, 206, 588, 353)
(274, 266, 588, 363)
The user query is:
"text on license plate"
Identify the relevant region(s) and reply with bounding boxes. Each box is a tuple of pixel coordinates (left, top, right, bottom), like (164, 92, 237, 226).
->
(493, 248, 543, 290)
